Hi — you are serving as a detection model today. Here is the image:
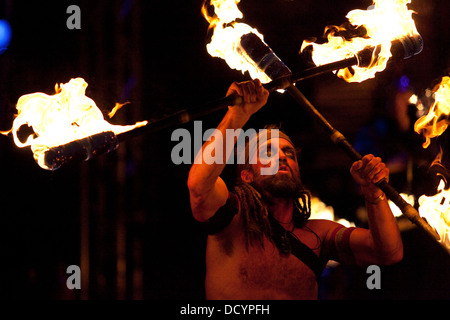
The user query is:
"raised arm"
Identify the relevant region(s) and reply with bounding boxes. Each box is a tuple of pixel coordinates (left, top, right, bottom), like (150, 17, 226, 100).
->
(187, 79, 269, 222)
(346, 154, 404, 265)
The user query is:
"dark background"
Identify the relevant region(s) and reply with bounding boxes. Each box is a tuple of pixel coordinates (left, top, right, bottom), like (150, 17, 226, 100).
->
(0, 0, 449, 300)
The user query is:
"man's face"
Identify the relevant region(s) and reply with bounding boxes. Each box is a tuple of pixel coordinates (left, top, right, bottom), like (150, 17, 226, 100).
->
(245, 138, 303, 199)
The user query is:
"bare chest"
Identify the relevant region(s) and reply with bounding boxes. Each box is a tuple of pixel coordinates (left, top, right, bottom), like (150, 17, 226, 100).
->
(237, 238, 318, 293)
(206, 223, 323, 299)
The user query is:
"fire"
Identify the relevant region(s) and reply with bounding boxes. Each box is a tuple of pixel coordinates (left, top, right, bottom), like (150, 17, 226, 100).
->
(418, 179, 450, 250)
(414, 76, 450, 148)
(414, 77, 450, 249)
(108, 101, 131, 118)
(4, 77, 147, 170)
(310, 197, 355, 228)
(389, 193, 415, 218)
(301, 0, 419, 82)
(202, 0, 271, 83)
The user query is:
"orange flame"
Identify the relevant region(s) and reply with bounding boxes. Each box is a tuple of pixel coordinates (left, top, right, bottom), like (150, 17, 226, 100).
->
(414, 76, 450, 148)
(3, 78, 147, 170)
(108, 101, 131, 118)
(418, 178, 450, 250)
(414, 81, 450, 250)
(310, 197, 355, 228)
(301, 0, 419, 82)
(202, 0, 271, 83)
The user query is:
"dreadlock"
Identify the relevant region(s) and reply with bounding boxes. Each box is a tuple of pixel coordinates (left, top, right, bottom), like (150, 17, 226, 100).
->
(232, 125, 312, 250)
(234, 182, 312, 250)
(234, 182, 270, 250)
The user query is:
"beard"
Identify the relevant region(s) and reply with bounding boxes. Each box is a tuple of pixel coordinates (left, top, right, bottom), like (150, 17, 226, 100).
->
(254, 170, 304, 200)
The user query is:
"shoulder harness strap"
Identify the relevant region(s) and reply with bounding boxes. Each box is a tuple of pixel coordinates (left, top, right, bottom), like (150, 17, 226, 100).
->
(268, 214, 326, 281)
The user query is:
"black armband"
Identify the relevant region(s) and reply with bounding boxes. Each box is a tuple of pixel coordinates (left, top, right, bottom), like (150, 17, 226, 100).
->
(201, 192, 240, 235)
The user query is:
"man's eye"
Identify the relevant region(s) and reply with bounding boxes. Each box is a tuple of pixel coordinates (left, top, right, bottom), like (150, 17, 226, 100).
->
(259, 146, 280, 160)
(284, 149, 295, 158)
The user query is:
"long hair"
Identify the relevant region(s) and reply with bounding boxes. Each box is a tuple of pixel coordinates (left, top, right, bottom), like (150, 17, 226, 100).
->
(232, 126, 312, 250)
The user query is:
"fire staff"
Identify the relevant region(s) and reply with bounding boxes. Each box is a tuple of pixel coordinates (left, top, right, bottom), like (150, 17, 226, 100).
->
(187, 79, 403, 299)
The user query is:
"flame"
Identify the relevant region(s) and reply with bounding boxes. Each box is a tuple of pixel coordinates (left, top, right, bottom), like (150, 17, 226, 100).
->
(414, 76, 450, 148)
(416, 148, 450, 250)
(418, 179, 450, 250)
(4, 78, 147, 170)
(389, 193, 415, 218)
(202, 0, 271, 83)
(310, 196, 355, 228)
(301, 0, 419, 82)
(412, 76, 450, 250)
(108, 101, 131, 118)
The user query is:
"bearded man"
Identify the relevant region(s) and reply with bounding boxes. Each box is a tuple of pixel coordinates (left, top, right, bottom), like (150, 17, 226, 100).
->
(187, 79, 403, 300)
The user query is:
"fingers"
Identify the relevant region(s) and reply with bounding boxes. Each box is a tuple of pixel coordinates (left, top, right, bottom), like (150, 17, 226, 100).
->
(350, 159, 363, 172)
(241, 80, 256, 104)
(255, 78, 263, 96)
(352, 154, 389, 184)
(227, 79, 267, 104)
(226, 81, 243, 98)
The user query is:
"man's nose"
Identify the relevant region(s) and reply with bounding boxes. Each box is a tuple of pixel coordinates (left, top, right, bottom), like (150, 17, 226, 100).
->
(278, 148, 287, 161)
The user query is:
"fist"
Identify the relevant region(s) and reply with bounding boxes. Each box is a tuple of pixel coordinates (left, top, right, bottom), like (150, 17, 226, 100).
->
(350, 154, 389, 200)
(226, 79, 269, 118)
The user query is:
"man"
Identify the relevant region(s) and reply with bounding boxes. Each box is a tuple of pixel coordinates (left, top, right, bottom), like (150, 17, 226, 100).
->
(187, 79, 403, 299)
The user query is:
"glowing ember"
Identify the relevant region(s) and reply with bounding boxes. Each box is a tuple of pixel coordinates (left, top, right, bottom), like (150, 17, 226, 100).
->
(414, 76, 450, 148)
(4, 78, 147, 170)
(300, 0, 420, 82)
(202, 0, 271, 83)
(418, 179, 450, 250)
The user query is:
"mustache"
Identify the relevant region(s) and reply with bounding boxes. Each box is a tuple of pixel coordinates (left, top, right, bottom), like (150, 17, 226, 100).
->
(278, 158, 293, 173)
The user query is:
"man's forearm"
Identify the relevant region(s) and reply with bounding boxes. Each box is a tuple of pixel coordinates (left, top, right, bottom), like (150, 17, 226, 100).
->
(365, 197, 403, 264)
(188, 80, 269, 221)
(188, 109, 250, 196)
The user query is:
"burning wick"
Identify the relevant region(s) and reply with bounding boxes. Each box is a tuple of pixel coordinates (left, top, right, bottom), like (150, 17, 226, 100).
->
(238, 32, 292, 80)
(202, 0, 281, 84)
(300, 34, 422, 82)
(4, 78, 147, 170)
(300, 0, 421, 83)
(43, 131, 119, 171)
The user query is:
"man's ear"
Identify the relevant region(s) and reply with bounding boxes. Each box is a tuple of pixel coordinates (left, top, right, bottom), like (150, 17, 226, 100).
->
(241, 169, 254, 183)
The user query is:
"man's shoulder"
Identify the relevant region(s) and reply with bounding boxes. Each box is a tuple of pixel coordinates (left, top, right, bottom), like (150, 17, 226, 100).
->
(305, 219, 349, 238)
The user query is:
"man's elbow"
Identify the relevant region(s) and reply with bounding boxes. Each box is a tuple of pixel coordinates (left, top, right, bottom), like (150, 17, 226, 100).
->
(187, 182, 207, 222)
(379, 245, 404, 265)
(187, 169, 210, 197)
(187, 178, 215, 223)
(187, 171, 198, 194)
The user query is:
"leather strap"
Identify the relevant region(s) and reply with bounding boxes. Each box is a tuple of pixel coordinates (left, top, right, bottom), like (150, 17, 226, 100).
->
(268, 214, 326, 281)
